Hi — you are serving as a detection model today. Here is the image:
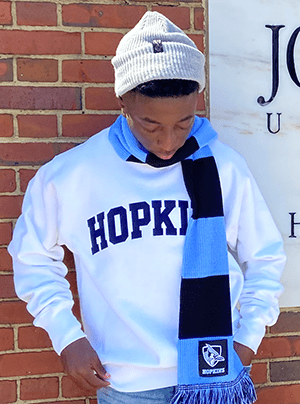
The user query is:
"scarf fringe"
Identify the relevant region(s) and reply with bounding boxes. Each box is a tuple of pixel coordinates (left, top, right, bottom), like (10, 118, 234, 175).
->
(170, 370, 257, 404)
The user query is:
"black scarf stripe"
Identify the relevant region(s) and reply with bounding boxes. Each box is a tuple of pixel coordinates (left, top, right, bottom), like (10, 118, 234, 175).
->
(181, 156, 224, 219)
(127, 136, 199, 168)
(179, 276, 233, 339)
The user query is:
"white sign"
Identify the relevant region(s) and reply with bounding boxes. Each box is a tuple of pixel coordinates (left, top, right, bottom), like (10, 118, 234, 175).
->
(209, 0, 300, 307)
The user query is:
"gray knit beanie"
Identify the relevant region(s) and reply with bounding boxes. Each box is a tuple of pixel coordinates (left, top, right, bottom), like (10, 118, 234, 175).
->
(112, 11, 205, 97)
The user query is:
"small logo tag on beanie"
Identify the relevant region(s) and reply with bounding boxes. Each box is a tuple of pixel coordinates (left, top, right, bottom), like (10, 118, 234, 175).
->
(152, 39, 164, 53)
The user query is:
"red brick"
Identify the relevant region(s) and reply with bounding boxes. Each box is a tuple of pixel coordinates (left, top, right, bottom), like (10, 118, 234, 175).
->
(291, 336, 300, 356)
(194, 8, 204, 30)
(0, 144, 54, 165)
(0, 301, 33, 324)
(256, 384, 300, 404)
(0, 31, 81, 55)
(0, 328, 14, 352)
(63, 4, 146, 28)
(0, 169, 16, 192)
(18, 326, 52, 349)
(19, 169, 37, 192)
(62, 375, 91, 398)
(0, 87, 81, 110)
(0, 248, 12, 271)
(279, 336, 300, 357)
(0, 222, 12, 245)
(251, 362, 267, 384)
(0, 114, 13, 137)
(85, 32, 123, 56)
(270, 311, 300, 334)
(57, 143, 77, 155)
(152, 6, 190, 30)
(0, 380, 17, 403)
(270, 360, 300, 382)
(62, 114, 117, 137)
(0, 143, 76, 166)
(256, 336, 293, 359)
(0, 196, 23, 219)
(0, 58, 12, 81)
(188, 34, 204, 52)
(18, 115, 58, 138)
(20, 377, 59, 400)
(0, 351, 63, 377)
(0, 2, 12, 25)
(17, 2, 57, 26)
(0, 248, 12, 270)
(62, 60, 114, 83)
(85, 87, 119, 110)
(17, 58, 58, 82)
(0, 274, 17, 298)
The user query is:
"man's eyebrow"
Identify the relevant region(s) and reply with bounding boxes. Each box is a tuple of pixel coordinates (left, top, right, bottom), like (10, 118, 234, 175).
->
(179, 115, 194, 122)
(142, 115, 194, 124)
(142, 117, 159, 124)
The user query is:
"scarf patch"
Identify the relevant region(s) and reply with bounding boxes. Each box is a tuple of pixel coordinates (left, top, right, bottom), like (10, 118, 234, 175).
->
(199, 339, 228, 376)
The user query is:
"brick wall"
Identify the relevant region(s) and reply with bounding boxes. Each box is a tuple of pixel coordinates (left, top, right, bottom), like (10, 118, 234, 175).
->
(0, 1, 296, 403)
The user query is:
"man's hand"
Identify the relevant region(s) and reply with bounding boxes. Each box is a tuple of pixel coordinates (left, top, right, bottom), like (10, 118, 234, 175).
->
(233, 341, 254, 366)
(61, 337, 110, 394)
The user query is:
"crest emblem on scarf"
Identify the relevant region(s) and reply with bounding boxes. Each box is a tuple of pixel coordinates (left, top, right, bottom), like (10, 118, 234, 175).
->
(202, 343, 225, 367)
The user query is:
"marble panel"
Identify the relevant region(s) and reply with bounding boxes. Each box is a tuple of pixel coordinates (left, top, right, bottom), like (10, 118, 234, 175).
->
(209, 0, 300, 306)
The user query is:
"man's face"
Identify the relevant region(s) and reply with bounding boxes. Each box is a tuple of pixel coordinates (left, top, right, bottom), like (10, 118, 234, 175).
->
(119, 91, 199, 160)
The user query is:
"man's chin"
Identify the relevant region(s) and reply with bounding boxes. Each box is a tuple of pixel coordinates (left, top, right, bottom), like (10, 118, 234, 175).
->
(153, 152, 176, 160)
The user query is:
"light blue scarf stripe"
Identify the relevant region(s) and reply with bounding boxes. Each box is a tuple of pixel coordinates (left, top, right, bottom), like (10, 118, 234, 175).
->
(181, 216, 228, 279)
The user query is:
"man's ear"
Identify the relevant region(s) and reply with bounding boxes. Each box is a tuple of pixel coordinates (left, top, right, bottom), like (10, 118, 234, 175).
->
(196, 91, 202, 109)
(118, 96, 125, 110)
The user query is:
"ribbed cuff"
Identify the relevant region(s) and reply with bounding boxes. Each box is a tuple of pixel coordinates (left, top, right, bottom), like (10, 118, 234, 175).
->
(33, 305, 87, 355)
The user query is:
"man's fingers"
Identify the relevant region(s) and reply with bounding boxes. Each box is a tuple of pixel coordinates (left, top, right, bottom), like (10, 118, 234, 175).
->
(70, 374, 96, 394)
(69, 369, 110, 393)
(82, 369, 110, 390)
(93, 369, 111, 381)
(60, 338, 110, 392)
(92, 358, 111, 381)
(70, 374, 101, 394)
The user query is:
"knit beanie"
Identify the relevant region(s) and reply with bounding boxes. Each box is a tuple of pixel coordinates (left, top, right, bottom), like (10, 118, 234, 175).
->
(112, 11, 205, 97)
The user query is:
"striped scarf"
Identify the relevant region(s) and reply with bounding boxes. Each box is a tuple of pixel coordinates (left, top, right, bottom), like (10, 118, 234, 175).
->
(109, 115, 257, 404)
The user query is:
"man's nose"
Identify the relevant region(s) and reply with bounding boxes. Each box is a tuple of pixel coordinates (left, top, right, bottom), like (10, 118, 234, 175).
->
(160, 127, 176, 150)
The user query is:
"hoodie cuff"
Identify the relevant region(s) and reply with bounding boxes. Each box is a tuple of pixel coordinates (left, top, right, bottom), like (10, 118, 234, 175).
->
(33, 305, 87, 355)
(233, 321, 266, 354)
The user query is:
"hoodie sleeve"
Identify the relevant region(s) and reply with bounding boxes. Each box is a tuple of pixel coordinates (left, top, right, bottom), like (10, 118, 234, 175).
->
(212, 140, 286, 353)
(232, 171, 285, 353)
(8, 165, 86, 355)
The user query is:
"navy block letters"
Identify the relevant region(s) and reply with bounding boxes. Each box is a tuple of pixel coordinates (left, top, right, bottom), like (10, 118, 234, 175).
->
(87, 200, 189, 255)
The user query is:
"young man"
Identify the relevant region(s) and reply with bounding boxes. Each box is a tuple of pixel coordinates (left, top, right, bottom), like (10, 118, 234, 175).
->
(9, 11, 285, 404)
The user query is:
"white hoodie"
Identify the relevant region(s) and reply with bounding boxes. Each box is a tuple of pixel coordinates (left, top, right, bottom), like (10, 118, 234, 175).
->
(8, 124, 286, 392)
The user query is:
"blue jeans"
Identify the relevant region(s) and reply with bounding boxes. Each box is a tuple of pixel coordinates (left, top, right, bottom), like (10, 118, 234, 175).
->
(97, 386, 176, 403)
